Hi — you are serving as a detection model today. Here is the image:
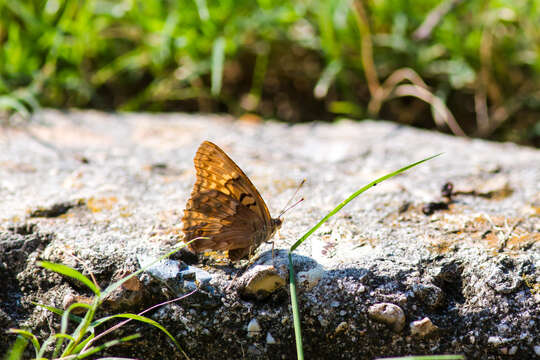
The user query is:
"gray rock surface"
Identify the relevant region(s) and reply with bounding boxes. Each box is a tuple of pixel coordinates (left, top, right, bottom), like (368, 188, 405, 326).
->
(0, 109, 538, 359)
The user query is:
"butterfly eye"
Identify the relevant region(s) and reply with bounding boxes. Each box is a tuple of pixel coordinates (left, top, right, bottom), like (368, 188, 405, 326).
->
(273, 218, 283, 228)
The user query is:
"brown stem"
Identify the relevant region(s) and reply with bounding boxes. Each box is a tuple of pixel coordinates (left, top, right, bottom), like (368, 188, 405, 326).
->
(352, 0, 381, 105)
(413, 0, 466, 41)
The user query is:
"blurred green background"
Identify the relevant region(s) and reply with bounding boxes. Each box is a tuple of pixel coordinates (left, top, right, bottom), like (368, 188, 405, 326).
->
(1, 0, 539, 146)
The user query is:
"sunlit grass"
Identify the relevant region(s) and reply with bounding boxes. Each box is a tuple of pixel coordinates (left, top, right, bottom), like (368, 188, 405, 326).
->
(5, 242, 196, 359)
(0, 0, 538, 140)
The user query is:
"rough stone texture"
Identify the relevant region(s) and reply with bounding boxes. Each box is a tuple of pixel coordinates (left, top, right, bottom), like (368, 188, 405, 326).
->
(0, 109, 538, 359)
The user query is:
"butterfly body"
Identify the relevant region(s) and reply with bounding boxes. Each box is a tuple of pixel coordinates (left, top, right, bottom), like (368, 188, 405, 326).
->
(182, 141, 281, 261)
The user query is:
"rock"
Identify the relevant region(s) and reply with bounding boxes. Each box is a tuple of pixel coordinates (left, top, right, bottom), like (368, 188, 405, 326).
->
(266, 332, 276, 345)
(247, 318, 261, 337)
(412, 283, 445, 309)
(368, 303, 405, 332)
(237, 265, 286, 300)
(1, 110, 539, 359)
(297, 265, 325, 290)
(410, 317, 438, 337)
(488, 336, 509, 346)
(138, 255, 182, 280)
(335, 321, 348, 334)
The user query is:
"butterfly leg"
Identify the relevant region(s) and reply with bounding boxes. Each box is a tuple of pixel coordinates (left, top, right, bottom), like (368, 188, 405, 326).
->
(265, 240, 275, 266)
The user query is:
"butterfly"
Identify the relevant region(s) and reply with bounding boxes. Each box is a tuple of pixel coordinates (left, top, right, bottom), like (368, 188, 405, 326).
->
(182, 141, 282, 261)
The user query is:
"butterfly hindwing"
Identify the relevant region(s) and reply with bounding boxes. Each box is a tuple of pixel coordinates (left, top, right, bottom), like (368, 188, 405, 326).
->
(183, 189, 265, 251)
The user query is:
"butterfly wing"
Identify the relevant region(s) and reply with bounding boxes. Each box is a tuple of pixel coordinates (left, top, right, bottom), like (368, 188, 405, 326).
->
(191, 141, 273, 227)
(182, 141, 275, 259)
(183, 190, 266, 253)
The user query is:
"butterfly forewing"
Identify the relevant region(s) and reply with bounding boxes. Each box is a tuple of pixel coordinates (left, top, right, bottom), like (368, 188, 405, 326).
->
(192, 141, 273, 226)
(182, 141, 280, 260)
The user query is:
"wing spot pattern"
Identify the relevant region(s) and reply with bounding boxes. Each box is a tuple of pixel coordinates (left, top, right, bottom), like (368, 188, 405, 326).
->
(239, 192, 257, 208)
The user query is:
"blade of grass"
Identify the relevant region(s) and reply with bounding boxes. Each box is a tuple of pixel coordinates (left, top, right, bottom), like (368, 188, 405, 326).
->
(72, 334, 141, 359)
(4, 329, 35, 360)
(53, 302, 96, 357)
(211, 37, 225, 96)
(33, 302, 85, 323)
(314, 59, 342, 99)
(289, 153, 442, 252)
(101, 239, 197, 300)
(288, 252, 303, 360)
(89, 313, 182, 351)
(39, 333, 77, 360)
(38, 261, 101, 296)
(61, 302, 98, 356)
(377, 356, 465, 360)
(288, 153, 442, 360)
(70, 332, 95, 355)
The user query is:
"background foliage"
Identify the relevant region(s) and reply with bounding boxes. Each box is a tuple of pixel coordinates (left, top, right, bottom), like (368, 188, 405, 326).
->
(0, 0, 539, 145)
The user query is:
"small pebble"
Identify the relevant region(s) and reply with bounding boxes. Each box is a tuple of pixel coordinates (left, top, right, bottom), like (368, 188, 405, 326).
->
(410, 317, 438, 337)
(335, 321, 348, 334)
(412, 283, 445, 309)
(297, 265, 325, 290)
(368, 303, 405, 332)
(487, 336, 504, 345)
(266, 332, 276, 344)
(247, 318, 261, 337)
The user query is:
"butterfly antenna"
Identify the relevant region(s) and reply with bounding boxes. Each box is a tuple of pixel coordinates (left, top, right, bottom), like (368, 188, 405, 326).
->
(278, 197, 304, 218)
(279, 178, 305, 214)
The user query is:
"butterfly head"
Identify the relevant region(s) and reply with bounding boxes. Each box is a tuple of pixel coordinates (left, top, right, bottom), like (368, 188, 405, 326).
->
(269, 217, 282, 238)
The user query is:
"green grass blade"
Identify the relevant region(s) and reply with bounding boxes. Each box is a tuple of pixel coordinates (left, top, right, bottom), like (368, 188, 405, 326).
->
(0, 95, 30, 119)
(33, 302, 85, 323)
(101, 239, 196, 300)
(62, 303, 97, 356)
(39, 333, 77, 359)
(55, 302, 96, 357)
(314, 59, 342, 99)
(289, 153, 442, 252)
(211, 37, 225, 96)
(194, 0, 210, 21)
(71, 333, 95, 356)
(377, 356, 465, 360)
(61, 303, 94, 334)
(6, 330, 40, 358)
(4, 333, 31, 360)
(288, 153, 442, 360)
(93, 314, 182, 351)
(288, 252, 304, 360)
(74, 334, 141, 359)
(38, 261, 101, 296)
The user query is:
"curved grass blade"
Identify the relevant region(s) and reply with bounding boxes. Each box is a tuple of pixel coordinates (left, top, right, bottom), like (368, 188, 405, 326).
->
(377, 356, 464, 360)
(39, 333, 77, 360)
(38, 261, 101, 296)
(32, 302, 84, 323)
(288, 153, 442, 360)
(74, 334, 141, 359)
(101, 238, 198, 300)
(289, 153, 442, 252)
(6, 330, 40, 358)
(91, 314, 182, 351)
